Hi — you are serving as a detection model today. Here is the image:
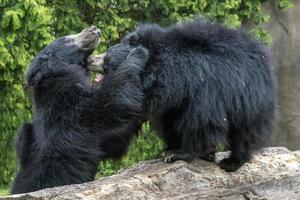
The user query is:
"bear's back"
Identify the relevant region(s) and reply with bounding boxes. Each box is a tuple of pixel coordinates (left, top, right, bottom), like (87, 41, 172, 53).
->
(140, 19, 276, 125)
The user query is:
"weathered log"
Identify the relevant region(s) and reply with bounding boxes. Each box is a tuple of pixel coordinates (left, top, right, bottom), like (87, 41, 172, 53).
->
(3, 147, 300, 200)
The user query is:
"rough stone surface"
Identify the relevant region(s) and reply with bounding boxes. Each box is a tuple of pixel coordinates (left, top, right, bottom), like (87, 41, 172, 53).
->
(263, 0, 300, 150)
(2, 147, 300, 200)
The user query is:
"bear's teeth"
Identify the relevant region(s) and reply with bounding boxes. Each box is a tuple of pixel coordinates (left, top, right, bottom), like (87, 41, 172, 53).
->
(95, 74, 104, 83)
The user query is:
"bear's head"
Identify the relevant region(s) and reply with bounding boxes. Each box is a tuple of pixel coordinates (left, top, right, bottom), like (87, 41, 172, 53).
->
(87, 42, 136, 83)
(88, 38, 140, 77)
(26, 26, 101, 86)
(87, 24, 164, 78)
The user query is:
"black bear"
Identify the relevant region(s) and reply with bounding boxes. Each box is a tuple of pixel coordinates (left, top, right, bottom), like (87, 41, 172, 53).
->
(12, 26, 149, 194)
(92, 19, 277, 172)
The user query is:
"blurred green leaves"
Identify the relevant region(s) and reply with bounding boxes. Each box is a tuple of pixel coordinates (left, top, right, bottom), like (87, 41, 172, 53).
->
(0, 0, 53, 188)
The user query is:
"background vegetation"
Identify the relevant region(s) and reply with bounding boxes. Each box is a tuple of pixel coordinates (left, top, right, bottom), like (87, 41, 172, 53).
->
(0, 0, 293, 195)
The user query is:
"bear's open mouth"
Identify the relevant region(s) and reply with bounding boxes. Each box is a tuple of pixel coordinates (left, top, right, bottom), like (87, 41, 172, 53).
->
(87, 53, 106, 84)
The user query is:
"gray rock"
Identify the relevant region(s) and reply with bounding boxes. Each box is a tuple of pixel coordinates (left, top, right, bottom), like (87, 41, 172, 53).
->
(2, 147, 300, 200)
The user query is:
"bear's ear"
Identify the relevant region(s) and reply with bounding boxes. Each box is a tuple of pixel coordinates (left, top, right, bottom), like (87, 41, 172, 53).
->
(26, 55, 49, 87)
(126, 32, 140, 46)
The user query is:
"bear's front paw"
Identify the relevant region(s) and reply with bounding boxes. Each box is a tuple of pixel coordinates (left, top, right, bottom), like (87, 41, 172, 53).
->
(162, 150, 195, 163)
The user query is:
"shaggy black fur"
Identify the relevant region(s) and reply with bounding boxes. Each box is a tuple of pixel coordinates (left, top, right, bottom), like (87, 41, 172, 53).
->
(103, 19, 277, 172)
(11, 27, 149, 194)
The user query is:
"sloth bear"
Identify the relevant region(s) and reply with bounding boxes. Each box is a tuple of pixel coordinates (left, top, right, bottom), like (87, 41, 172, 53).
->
(12, 26, 149, 194)
(91, 19, 277, 172)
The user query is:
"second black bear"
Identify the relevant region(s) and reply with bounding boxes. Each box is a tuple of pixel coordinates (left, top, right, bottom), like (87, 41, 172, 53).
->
(92, 19, 277, 172)
(12, 26, 149, 194)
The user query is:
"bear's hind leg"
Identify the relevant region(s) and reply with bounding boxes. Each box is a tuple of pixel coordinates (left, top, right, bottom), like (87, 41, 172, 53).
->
(219, 128, 252, 172)
(219, 119, 273, 172)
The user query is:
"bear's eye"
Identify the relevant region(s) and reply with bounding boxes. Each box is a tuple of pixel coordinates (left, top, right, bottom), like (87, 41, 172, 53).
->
(128, 32, 140, 46)
(104, 57, 110, 65)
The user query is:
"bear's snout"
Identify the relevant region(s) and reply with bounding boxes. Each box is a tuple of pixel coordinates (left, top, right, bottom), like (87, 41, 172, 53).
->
(66, 26, 100, 51)
(88, 26, 101, 37)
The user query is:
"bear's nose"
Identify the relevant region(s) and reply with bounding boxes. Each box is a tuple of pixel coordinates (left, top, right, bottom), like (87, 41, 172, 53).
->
(89, 26, 101, 37)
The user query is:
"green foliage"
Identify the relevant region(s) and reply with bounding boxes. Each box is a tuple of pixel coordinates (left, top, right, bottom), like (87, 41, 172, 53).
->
(0, 0, 54, 188)
(278, 0, 294, 9)
(0, 0, 293, 192)
(0, 188, 9, 196)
